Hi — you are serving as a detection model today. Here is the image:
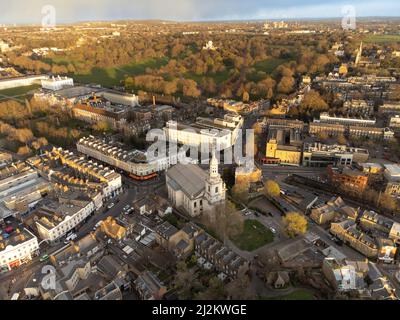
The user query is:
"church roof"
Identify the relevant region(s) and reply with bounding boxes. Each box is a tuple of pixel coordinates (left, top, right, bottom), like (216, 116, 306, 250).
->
(166, 164, 208, 198)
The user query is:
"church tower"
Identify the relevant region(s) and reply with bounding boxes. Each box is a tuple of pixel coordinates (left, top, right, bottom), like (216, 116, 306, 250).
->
(205, 148, 226, 205)
(355, 41, 363, 66)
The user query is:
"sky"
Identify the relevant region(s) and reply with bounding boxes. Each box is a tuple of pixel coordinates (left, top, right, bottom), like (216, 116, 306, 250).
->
(0, 0, 399, 25)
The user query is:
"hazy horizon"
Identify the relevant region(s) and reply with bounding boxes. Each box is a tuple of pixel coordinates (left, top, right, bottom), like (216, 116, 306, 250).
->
(1, 0, 400, 25)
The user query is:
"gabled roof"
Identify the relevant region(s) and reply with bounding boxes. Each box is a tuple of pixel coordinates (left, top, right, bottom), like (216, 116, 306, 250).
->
(166, 164, 207, 198)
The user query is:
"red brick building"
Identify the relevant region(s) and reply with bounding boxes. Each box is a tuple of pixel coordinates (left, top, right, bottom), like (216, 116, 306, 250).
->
(327, 165, 369, 195)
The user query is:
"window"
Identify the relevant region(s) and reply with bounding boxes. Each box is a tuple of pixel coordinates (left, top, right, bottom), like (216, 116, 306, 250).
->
(215, 187, 218, 193)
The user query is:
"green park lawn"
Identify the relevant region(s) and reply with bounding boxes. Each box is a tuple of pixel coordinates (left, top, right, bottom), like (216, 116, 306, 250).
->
(0, 84, 41, 101)
(44, 56, 169, 88)
(363, 34, 400, 44)
(247, 57, 288, 82)
(185, 69, 231, 84)
(231, 219, 274, 251)
(253, 58, 287, 74)
(72, 57, 169, 87)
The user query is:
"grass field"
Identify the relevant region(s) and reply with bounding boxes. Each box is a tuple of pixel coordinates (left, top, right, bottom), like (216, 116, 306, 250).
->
(261, 289, 315, 300)
(247, 58, 288, 82)
(363, 34, 400, 44)
(231, 219, 274, 251)
(44, 56, 76, 65)
(72, 57, 169, 87)
(253, 58, 287, 73)
(0, 84, 40, 102)
(185, 69, 231, 84)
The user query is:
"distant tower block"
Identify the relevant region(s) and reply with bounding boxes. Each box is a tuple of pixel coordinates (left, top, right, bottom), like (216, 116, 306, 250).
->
(202, 41, 217, 51)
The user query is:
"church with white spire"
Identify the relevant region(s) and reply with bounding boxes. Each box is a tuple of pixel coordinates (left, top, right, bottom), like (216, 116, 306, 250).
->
(166, 149, 226, 217)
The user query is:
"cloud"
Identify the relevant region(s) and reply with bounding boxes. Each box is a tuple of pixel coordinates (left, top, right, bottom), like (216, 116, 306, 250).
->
(0, 0, 398, 24)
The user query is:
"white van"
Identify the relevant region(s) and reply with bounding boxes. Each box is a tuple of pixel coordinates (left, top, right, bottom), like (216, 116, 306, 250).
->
(11, 293, 20, 300)
(93, 221, 102, 231)
(64, 233, 77, 244)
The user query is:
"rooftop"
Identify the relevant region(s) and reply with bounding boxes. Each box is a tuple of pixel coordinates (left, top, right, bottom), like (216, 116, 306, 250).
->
(166, 163, 208, 198)
(53, 86, 103, 99)
(0, 228, 36, 251)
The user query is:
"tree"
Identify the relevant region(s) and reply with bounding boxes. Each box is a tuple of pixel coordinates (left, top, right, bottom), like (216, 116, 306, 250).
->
(264, 180, 280, 198)
(163, 80, 178, 95)
(225, 275, 255, 300)
(200, 201, 244, 242)
(92, 121, 111, 132)
(337, 134, 347, 145)
(252, 122, 263, 135)
(299, 90, 328, 115)
(282, 212, 308, 238)
(378, 193, 398, 213)
(277, 76, 295, 94)
(181, 79, 201, 97)
(389, 86, 400, 101)
(254, 77, 275, 99)
(195, 277, 226, 300)
(231, 181, 250, 204)
(17, 146, 31, 156)
(31, 137, 48, 150)
(222, 167, 235, 189)
(172, 261, 197, 300)
(317, 132, 329, 141)
(242, 91, 250, 102)
(14, 128, 34, 145)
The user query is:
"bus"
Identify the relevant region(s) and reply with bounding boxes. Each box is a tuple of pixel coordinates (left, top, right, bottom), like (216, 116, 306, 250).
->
(39, 254, 49, 262)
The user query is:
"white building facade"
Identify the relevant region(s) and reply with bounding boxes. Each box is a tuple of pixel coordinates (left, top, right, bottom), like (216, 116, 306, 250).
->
(41, 76, 74, 91)
(35, 200, 96, 242)
(0, 229, 39, 271)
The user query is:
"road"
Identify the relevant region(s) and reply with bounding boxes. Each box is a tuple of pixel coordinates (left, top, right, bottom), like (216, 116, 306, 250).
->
(261, 166, 327, 176)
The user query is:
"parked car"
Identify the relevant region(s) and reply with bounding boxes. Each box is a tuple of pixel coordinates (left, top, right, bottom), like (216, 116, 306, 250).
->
(335, 239, 344, 246)
(107, 203, 115, 209)
(64, 233, 77, 244)
(4, 226, 13, 234)
(244, 210, 252, 216)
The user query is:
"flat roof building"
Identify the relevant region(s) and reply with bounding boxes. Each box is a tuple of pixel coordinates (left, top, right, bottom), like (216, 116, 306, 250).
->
(164, 114, 243, 150)
(302, 142, 369, 167)
(41, 76, 74, 91)
(0, 228, 39, 272)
